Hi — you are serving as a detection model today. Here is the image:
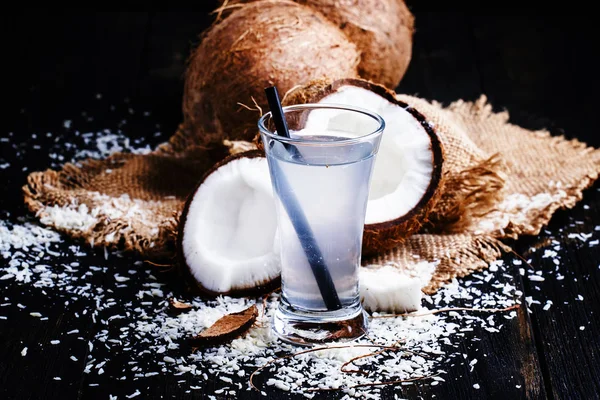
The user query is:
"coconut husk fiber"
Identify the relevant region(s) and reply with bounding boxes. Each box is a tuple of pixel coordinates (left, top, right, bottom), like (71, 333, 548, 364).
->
(23, 95, 600, 293)
(183, 0, 361, 144)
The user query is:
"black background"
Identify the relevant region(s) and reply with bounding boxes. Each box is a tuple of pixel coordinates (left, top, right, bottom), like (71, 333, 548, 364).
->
(3, 9, 599, 148)
(1, 6, 599, 400)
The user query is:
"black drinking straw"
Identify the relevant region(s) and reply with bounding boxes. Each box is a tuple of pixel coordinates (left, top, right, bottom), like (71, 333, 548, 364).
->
(264, 86, 342, 311)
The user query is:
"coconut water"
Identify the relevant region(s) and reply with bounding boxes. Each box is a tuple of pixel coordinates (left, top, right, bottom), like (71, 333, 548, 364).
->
(267, 134, 375, 312)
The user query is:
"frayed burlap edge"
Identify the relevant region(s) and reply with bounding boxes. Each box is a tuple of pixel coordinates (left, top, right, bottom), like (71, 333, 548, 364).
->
(448, 95, 600, 239)
(22, 155, 180, 259)
(428, 153, 506, 233)
(368, 95, 600, 292)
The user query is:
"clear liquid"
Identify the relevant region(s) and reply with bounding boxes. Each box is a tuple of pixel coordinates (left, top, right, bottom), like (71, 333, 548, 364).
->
(267, 135, 375, 311)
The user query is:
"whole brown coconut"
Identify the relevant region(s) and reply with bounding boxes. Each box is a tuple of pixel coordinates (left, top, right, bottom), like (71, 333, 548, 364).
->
(283, 78, 444, 256)
(183, 1, 360, 145)
(214, 0, 415, 89)
(298, 0, 414, 89)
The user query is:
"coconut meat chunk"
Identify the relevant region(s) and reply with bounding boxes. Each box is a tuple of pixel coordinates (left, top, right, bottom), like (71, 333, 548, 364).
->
(311, 85, 435, 225)
(181, 156, 280, 294)
(359, 265, 423, 313)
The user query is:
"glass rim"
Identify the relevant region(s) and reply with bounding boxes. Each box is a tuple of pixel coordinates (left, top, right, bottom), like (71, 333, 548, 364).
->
(257, 103, 385, 146)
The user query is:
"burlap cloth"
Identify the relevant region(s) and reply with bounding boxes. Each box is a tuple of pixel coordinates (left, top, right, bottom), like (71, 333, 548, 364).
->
(23, 95, 600, 293)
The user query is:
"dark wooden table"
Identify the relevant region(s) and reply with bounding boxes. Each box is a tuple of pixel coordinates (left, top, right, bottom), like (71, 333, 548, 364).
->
(1, 8, 599, 400)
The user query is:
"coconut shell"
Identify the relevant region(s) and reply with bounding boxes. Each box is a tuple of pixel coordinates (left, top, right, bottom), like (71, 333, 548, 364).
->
(283, 78, 445, 256)
(298, 0, 414, 89)
(183, 1, 360, 145)
(177, 150, 281, 297)
(214, 0, 415, 89)
(394, 94, 507, 233)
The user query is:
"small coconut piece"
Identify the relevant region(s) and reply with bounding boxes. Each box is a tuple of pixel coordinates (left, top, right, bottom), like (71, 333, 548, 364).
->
(359, 265, 429, 313)
(284, 78, 444, 255)
(177, 150, 280, 296)
(168, 298, 193, 313)
(183, 1, 360, 144)
(190, 304, 258, 346)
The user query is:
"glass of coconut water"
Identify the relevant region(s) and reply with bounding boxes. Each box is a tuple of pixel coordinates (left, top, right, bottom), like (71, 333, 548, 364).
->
(259, 103, 385, 345)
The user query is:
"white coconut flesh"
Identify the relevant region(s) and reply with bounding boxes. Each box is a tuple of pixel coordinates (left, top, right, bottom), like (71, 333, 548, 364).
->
(303, 85, 435, 225)
(181, 156, 280, 294)
(359, 265, 424, 313)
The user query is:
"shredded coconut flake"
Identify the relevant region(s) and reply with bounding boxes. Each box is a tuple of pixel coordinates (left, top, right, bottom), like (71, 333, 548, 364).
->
(126, 390, 141, 398)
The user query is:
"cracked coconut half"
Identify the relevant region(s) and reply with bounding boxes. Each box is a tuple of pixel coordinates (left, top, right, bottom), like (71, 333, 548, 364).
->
(284, 78, 444, 256)
(177, 151, 281, 296)
(178, 79, 444, 302)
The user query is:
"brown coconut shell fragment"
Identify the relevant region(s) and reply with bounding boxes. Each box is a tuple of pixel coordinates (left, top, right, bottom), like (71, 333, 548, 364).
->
(183, 1, 360, 145)
(168, 298, 193, 314)
(283, 78, 444, 256)
(190, 305, 258, 346)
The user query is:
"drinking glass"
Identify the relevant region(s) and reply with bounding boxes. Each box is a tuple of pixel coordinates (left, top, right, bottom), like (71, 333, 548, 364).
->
(259, 104, 384, 345)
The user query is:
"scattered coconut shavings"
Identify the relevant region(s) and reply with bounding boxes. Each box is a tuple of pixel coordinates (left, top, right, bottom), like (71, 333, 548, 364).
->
(115, 274, 130, 283)
(38, 203, 97, 232)
(74, 133, 152, 161)
(0, 221, 62, 253)
(131, 273, 521, 398)
(37, 193, 165, 245)
(469, 358, 478, 371)
(474, 192, 566, 235)
(2, 106, 598, 397)
(21, 347, 27, 356)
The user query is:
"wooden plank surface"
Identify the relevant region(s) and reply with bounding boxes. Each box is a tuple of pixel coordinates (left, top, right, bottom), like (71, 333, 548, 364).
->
(470, 14, 600, 399)
(397, 12, 546, 400)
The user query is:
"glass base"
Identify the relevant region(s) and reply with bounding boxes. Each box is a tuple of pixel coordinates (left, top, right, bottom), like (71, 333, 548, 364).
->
(272, 301, 368, 346)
